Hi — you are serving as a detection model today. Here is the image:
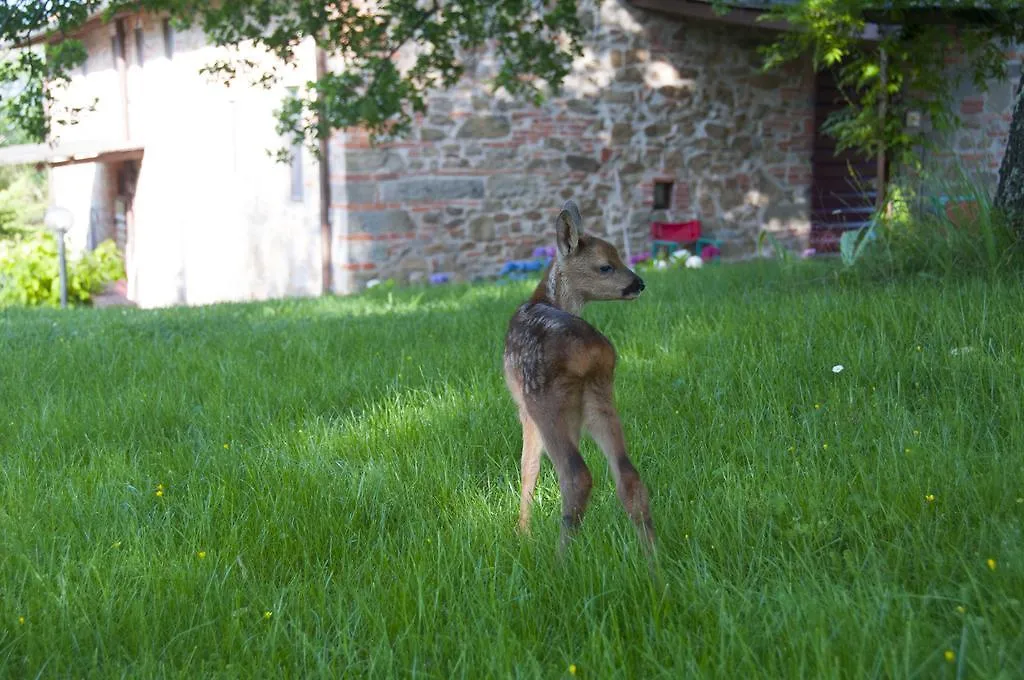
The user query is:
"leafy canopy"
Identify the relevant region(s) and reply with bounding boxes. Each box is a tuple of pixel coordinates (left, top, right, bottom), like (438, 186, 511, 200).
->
(752, 0, 1024, 169)
(0, 0, 584, 156)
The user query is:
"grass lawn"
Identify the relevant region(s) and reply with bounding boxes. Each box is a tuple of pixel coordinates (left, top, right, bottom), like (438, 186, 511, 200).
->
(1, 260, 1022, 678)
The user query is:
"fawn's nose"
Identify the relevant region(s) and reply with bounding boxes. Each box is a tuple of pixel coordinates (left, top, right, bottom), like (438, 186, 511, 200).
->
(623, 275, 645, 297)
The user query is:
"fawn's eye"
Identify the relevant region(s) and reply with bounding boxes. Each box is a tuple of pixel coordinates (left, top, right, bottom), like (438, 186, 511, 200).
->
(599, 264, 614, 274)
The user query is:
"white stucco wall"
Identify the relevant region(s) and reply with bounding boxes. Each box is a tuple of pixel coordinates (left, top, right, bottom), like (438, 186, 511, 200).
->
(49, 14, 327, 309)
(48, 163, 108, 255)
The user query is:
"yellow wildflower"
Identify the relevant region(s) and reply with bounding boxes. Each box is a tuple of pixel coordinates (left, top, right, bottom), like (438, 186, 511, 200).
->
(822, 443, 828, 450)
(814, 403, 821, 409)
(155, 489, 164, 497)
(987, 558, 997, 571)
(944, 650, 955, 663)
(197, 551, 207, 559)
(925, 494, 935, 503)
(264, 611, 273, 620)
(569, 665, 577, 676)
(18, 616, 25, 625)
(955, 606, 966, 615)
(223, 443, 229, 449)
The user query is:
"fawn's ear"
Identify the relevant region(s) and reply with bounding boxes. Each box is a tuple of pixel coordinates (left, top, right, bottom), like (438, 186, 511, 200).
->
(555, 200, 582, 258)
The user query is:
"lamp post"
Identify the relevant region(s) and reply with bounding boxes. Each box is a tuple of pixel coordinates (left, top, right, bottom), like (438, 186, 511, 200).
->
(44, 206, 73, 309)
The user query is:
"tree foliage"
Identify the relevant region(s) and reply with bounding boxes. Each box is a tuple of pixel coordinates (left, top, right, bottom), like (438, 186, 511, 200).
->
(0, 0, 584, 156)
(0, 0, 100, 142)
(753, 0, 1024, 171)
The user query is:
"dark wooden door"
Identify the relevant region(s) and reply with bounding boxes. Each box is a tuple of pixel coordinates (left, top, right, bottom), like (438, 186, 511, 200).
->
(810, 69, 882, 252)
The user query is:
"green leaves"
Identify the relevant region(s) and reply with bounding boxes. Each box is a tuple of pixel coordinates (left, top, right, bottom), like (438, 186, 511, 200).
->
(1, 0, 583, 153)
(760, 0, 1024, 171)
(0, 1, 98, 142)
(0, 232, 125, 307)
(127, 0, 585, 154)
(824, 47, 845, 66)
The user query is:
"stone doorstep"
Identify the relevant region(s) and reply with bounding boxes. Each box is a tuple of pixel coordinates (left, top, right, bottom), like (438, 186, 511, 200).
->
(92, 279, 137, 308)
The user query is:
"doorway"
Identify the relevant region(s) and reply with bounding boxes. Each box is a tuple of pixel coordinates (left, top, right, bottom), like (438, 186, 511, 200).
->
(809, 68, 886, 252)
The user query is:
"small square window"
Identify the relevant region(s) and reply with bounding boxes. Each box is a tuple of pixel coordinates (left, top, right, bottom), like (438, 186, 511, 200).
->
(162, 18, 174, 59)
(653, 181, 673, 210)
(135, 25, 145, 66)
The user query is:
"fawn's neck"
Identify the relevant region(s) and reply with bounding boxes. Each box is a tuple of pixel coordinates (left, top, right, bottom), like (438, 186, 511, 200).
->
(530, 261, 584, 316)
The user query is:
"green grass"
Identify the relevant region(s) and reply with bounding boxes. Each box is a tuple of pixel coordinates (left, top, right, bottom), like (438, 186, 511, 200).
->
(2, 260, 1023, 678)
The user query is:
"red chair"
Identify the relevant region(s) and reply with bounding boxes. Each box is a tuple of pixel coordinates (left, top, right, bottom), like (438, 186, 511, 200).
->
(651, 220, 701, 258)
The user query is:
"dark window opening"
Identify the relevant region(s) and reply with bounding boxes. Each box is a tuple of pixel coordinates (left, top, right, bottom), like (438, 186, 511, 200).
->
(289, 143, 304, 202)
(287, 88, 303, 202)
(135, 24, 145, 66)
(653, 181, 673, 210)
(162, 18, 174, 59)
(112, 19, 126, 68)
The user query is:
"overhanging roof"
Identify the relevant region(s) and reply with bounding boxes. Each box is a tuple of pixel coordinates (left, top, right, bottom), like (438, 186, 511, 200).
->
(0, 140, 143, 167)
(5, 2, 122, 49)
(628, 0, 828, 33)
(630, 0, 1019, 30)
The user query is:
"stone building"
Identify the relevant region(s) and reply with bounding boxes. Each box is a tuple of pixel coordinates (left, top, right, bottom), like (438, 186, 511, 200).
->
(0, 0, 1018, 307)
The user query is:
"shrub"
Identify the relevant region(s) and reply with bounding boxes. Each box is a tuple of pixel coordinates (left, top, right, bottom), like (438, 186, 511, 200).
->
(840, 166, 1024, 281)
(0, 165, 46, 237)
(0, 230, 125, 307)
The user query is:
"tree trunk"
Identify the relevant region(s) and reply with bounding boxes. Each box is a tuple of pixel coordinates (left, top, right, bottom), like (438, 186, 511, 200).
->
(994, 70, 1024, 232)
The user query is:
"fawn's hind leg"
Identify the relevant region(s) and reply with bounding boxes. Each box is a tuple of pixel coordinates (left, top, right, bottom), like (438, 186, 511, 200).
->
(529, 392, 591, 550)
(584, 383, 655, 547)
(517, 409, 544, 533)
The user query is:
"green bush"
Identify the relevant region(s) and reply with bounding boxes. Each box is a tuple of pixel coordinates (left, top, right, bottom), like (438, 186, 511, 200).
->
(0, 165, 46, 237)
(843, 167, 1024, 281)
(0, 230, 125, 307)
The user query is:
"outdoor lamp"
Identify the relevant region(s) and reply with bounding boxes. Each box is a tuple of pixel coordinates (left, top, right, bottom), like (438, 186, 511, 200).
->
(44, 205, 74, 309)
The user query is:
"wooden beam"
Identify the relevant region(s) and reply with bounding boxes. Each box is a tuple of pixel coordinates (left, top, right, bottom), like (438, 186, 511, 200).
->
(114, 18, 130, 141)
(49, 148, 144, 168)
(876, 45, 889, 214)
(627, 0, 882, 41)
(316, 44, 333, 296)
(862, 7, 1023, 25)
(628, 0, 793, 32)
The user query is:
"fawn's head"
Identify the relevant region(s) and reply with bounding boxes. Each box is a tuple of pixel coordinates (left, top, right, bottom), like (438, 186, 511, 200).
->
(552, 200, 645, 303)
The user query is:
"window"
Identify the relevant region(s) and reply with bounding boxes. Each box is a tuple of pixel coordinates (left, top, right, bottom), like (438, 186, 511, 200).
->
(162, 18, 174, 59)
(289, 142, 304, 202)
(112, 19, 126, 68)
(653, 181, 673, 210)
(287, 88, 303, 202)
(135, 23, 145, 66)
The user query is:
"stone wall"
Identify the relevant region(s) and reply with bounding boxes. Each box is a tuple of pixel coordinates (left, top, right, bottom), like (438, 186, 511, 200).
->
(329, 0, 816, 290)
(917, 45, 1022, 191)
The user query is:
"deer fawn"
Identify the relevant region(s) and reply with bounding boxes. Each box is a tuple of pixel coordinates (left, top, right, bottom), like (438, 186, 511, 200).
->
(503, 199, 655, 551)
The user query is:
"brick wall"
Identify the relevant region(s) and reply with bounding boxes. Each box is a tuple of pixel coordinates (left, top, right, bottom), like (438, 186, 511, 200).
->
(329, 0, 816, 290)
(920, 45, 1022, 190)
